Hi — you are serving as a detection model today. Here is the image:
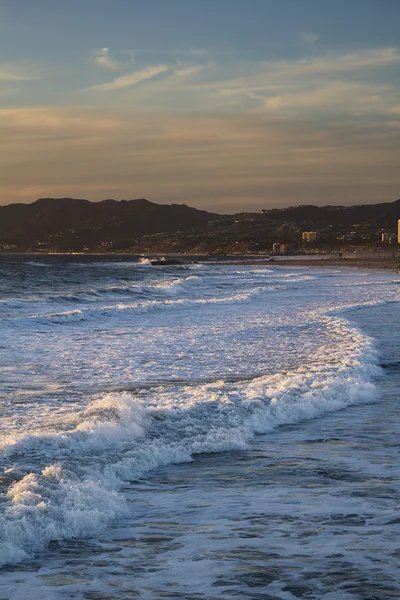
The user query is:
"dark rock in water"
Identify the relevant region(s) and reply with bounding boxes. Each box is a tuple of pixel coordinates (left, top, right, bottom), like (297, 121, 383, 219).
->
(150, 259, 182, 266)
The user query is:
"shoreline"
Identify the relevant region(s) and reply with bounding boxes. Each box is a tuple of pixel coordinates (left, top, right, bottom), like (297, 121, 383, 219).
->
(256, 257, 400, 272)
(1, 252, 399, 272)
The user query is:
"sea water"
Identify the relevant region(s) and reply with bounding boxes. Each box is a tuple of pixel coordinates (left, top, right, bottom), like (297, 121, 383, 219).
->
(0, 255, 399, 599)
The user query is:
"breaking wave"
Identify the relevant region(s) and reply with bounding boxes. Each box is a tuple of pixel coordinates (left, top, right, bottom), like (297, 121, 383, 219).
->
(17, 286, 276, 326)
(0, 311, 381, 566)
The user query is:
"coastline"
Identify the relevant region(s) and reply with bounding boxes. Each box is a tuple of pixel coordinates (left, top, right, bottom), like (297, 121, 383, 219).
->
(258, 256, 400, 272)
(2, 252, 399, 273)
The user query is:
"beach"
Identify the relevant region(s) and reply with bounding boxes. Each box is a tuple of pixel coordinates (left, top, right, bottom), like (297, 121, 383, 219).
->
(268, 256, 400, 272)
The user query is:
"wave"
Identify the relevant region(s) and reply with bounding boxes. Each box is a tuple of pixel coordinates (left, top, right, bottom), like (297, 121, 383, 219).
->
(21, 286, 276, 326)
(217, 269, 316, 286)
(334, 279, 400, 288)
(36, 295, 248, 323)
(0, 311, 381, 566)
(0, 276, 202, 316)
(25, 261, 52, 267)
(150, 275, 199, 292)
(73, 259, 186, 269)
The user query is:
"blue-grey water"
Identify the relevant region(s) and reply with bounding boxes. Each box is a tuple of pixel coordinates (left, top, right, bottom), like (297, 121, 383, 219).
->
(0, 255, 399, 599)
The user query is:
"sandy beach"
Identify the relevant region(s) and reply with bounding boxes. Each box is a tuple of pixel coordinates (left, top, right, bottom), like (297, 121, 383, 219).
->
(247, 255, 400, 272)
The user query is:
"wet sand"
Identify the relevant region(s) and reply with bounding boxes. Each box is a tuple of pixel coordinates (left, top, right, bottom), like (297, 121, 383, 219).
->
(251, 256, 400, 272)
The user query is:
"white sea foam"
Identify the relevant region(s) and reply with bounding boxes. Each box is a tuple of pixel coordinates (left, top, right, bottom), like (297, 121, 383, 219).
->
(2, 261, 400, 570)
(0, 309, 381, 566)
(24, 290, 262, 325)
(1, 275, 204, 321)
(25, 261, 51, 267)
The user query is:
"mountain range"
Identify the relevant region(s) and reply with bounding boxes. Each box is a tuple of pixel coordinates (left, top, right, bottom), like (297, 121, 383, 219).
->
(0, 196, 399, 252)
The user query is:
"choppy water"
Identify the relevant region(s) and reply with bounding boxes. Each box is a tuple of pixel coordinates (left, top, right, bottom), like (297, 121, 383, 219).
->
(1, 255, 400, 599)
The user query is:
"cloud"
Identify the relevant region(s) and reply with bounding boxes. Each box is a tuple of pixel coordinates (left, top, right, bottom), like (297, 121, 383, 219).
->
(0, 64, 42, 82)
(187, 48, 400, 99)
(0, 63, 42, 101)
(174, 47, 400, 117)
(261, 82, 391, 112)
(94, 48, 123, 70)
(299, 47, 400, 75)
(300, 31, 319, 46)
(90, 64, 172, 90)
(1, 106, 400, 210)
(2, 46, 400, 209)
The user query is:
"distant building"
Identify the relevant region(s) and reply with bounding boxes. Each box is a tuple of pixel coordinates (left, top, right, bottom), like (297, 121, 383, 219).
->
(302, 231, 319, 242)
(382, 232, 390, 243)
(337, 234, 354, 242)
(398, 220, 400, 243)
(272, 242, 280, 254)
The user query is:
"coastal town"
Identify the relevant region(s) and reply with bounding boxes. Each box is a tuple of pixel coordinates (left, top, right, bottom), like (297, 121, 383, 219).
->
(1, 197, 400, 257)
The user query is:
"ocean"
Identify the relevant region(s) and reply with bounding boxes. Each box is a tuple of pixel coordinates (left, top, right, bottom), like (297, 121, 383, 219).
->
(0, 255, 399, 599)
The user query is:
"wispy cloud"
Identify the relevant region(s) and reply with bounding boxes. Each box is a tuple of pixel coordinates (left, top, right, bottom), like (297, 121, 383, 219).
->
(2, 45, 400, 209)
(94, 48, 124, 70)
(190, 47, 400, 96)
(83, 47, 400, 121)
(248, 82, 392, 113)
(91, 64, 171, 91)
(0, 64, 42, 82)
(173, 47, 400, 117)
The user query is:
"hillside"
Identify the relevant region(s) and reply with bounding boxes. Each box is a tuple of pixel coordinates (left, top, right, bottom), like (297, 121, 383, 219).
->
(0, 196, 399, 253)
(0, 197, 221, 250)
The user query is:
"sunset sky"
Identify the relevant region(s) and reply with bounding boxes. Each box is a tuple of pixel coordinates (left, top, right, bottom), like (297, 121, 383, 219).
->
(1, 0, 400, 212)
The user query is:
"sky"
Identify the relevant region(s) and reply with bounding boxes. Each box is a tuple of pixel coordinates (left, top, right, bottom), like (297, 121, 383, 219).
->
(1, 0, 400, 213)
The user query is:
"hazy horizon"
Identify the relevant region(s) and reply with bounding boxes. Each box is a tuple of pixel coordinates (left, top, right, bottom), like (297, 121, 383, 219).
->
(1, 0, 400, 211)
